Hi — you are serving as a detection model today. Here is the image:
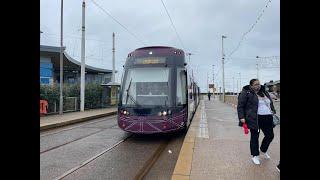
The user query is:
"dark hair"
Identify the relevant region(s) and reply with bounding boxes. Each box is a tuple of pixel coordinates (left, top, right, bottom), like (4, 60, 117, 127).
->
(249, 79, 265, 97)
(249, 79, 259, 85)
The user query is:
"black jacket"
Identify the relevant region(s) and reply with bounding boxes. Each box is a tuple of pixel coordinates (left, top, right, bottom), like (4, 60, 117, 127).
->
(237, 85, 276, 129)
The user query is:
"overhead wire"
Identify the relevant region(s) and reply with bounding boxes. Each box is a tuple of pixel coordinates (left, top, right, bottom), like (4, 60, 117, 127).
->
(90, 0, 146, 46)
(225, 0, 273, 64)
(160, 0, 186, 50)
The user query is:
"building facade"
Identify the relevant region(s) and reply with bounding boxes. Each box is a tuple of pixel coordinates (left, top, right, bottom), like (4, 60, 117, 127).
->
(40, 45, 114, 85)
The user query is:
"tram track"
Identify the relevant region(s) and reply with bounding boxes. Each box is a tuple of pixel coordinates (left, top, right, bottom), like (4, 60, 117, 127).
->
(53, 134, 133, 180)
(50, 133, 174, 180)
(40, 115, 117, 138)
(41, 113, 184, 179)
(134, 138, 171, 180)
(40, 125, 117, 154)
(40, 115, 119, 154)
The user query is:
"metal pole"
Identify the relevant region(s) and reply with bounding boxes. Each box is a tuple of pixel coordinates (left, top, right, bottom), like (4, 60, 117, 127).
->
(212, 65, 215, 99)
(80, 0, 86, 112)
(40, 30, 43, 43)
(256, 63, 259, 79)
(112, 32, 115, 83)
(222, 35, 226, 102)
(256, 56, 260, 80)
(59, 0, 64, 114)
(232, 76, 235, 95)
(207, 72, 209, 92)
(219, 86, 221, 101)
(239, 72, 241, 92)
(236, 79, 239, 95)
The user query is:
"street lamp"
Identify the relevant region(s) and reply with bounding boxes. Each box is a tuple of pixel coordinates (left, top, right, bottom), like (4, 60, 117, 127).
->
(80, 0, 86, 112)
(40, 30, 43, 43)
(186, 52, 194, 78)
(256, 56, 260, 80)
(221, 35, 227, 102)
(186, 52, 192, 64)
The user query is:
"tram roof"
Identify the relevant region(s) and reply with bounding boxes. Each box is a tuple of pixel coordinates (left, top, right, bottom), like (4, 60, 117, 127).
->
(128, 46, 185, 58)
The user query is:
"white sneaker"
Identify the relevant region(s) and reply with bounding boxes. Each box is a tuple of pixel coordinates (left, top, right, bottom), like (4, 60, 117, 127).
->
(252, 156, 260, 165)
(260, 151, 271, 159)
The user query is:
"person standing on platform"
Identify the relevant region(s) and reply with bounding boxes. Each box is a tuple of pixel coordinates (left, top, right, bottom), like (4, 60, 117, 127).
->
(237, 79, 276, 165)
(208, 91, 211, 101)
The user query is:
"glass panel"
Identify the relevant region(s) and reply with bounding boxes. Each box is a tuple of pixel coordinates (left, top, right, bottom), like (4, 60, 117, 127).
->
(122, 67, 170, 106)
(177, 68, 187, 105)
(40, 77, 50, 84)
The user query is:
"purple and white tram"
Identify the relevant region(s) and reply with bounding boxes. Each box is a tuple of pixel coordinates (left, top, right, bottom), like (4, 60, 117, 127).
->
(118, 46, 200, 134)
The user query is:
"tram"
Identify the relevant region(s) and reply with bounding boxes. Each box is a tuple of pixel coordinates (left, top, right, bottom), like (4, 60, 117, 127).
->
(118, 46, 200, 134)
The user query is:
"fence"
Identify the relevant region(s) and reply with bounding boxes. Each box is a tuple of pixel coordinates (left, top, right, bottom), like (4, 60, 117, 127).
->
(45, 96, 119, 115)
(219, 95, 239, 108)
(41, 83, 120, 115)
(64, 97, 78, 112)
(46, 97, 78, 114)
(225, 95, 280, 115)
(224, 95, 238, 106)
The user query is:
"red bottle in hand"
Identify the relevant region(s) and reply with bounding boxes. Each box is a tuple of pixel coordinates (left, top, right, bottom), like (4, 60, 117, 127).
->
(243, 123, 249, 134)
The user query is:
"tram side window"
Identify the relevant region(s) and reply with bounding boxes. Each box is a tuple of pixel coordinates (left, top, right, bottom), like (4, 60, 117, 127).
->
(189, 84, 193, 99)
(177, 68, 187, 105)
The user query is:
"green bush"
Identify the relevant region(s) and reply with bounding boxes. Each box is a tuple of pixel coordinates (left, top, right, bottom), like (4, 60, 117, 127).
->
(40, 83, 104, 111)
(40, 84, 59, 103)
(85, 83, 104, 109)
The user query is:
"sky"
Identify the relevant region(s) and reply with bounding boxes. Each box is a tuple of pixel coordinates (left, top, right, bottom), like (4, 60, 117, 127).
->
(40, 0, 280, 93)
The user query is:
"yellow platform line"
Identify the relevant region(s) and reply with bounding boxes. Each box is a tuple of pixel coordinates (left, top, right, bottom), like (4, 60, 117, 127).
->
(171, 102, 202, 180)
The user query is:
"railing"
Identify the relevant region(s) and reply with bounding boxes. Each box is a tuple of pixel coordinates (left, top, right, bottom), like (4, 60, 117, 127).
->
(224, 95, 238, 106)
(223, 95, 280, 111)
(64, 97, 78, 112)
(45, 96, 119, 115)
(46, 97, 78, 114)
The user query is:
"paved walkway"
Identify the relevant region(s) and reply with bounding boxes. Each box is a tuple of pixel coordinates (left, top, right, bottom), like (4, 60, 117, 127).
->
(40, 107, 117, 131)
(172, 98, 280, 180)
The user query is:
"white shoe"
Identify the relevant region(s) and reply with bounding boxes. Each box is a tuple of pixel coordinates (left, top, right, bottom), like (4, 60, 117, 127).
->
(260, 151, 271, 159)
(252, 156, 260, 165)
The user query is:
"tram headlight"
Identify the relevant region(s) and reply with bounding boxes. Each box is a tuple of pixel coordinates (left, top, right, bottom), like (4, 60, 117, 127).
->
(162, 111, 167, 116)
(158, 111, 168, 116)
(123, 110, 129, 115)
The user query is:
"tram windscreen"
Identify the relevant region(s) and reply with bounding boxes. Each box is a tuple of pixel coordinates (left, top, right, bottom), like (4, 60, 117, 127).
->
(122, 67, 170, 106)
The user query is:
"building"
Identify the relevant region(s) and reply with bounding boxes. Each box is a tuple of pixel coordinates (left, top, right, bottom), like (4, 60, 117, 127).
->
(40, 45, 114, 85)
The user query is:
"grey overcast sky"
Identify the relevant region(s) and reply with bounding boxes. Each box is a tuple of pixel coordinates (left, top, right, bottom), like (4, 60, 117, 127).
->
(40, 0, 279, 92)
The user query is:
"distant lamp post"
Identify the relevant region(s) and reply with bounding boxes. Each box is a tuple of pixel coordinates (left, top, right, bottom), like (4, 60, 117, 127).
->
(221, 35, 227, 102)
(186, 52, 192, 64)
(104, 32, 120, 106)
(256, 56, 260, 80)
(40, 30, 43, 43)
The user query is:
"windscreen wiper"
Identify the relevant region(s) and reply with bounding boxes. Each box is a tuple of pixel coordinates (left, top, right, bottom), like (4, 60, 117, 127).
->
(125, 78, 139, 106)
(125, 78, 132, 104)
